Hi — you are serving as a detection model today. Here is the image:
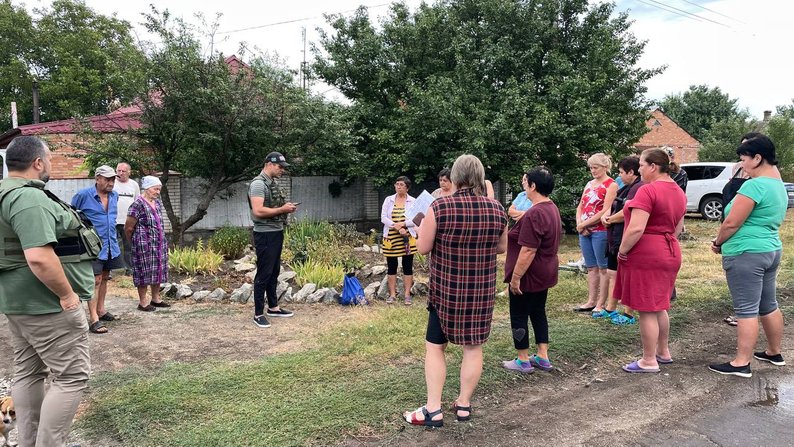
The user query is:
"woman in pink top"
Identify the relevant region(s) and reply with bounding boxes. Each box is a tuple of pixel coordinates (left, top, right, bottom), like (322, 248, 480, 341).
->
(615, 148, 687, 373)
(574, 153, 617, 316)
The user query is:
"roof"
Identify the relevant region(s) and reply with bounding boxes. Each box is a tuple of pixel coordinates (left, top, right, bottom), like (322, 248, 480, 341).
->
(0, 104, 143, 148)
(634, 108, 700, 149)
(1, 54, 251, 148)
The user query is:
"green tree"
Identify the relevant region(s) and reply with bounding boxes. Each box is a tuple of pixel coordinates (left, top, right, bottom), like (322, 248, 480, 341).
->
(698, 117, 759, 161)
(81, 9, 351, 243)
(0, 0, 146, 126)
(314, 0, 660, 220)
(659, 84, 746, 142)
(766, 114, 794, 181)
(0, 0, 35, 127)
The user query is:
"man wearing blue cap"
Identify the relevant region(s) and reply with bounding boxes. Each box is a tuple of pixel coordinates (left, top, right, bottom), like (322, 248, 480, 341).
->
(248, 152, 298, 328)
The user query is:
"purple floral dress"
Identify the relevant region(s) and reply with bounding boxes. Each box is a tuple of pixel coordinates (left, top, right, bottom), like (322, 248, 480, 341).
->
(128, 196, 169, 287)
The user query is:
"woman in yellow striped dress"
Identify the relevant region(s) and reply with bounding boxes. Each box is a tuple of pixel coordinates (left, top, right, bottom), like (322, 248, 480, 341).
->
(381, 176, 417, 305)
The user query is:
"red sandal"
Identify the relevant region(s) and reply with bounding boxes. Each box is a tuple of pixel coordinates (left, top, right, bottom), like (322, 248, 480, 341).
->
(451, 400, 472, 422)
(403, 406, 443, 428)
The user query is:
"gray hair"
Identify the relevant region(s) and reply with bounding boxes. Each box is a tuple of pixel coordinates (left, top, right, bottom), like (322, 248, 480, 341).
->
(6, 136, 49, 172)
(450, 154, 487, 196)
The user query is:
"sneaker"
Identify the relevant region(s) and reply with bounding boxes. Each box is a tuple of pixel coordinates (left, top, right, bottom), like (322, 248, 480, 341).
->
(611, 313, 637, 325)
(528, 354, 553, 371)
(754, 351, 786, 366)
(501, 358, 535, 374)
(592, 309, 614, 319)
(266, 308, 294, 318)
(253, 315, 271, 328)
(708, 361, 752, 378)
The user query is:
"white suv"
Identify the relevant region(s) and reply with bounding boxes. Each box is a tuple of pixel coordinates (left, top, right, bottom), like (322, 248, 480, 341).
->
(681, 162, 735, 220)
(682, 161, 794, 220)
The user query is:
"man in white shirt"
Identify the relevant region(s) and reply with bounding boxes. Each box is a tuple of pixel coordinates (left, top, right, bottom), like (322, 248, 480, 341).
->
(113, 162, 140, 274)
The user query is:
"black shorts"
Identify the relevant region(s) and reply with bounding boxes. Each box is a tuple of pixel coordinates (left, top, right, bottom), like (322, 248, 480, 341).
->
(425, 303, 449, 345)
(607, 250, 618, 271)
(92, 255, 125, 276)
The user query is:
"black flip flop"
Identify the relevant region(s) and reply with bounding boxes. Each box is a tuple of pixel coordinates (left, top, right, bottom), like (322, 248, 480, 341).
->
(89, 321, 108, 334)
(99, 312, 116, 321)
(573, 305, 596, 312)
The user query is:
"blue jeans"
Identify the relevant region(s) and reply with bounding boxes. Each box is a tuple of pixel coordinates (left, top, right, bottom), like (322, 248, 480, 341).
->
(579, 231, 608, 269)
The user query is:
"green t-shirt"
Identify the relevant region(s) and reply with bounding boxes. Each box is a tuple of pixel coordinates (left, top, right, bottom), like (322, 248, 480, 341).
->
(722, 176, 787, 257)
(0, 178, 95, 315)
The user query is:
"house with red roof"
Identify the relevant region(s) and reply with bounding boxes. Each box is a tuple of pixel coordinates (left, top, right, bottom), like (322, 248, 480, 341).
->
(0, 55, 247, 180)
(634, 108, 701, 162)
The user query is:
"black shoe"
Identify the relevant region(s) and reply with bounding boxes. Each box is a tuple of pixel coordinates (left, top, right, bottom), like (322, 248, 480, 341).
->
(150, 301, 171, 308)
(754, 351, 786, 366)
(253, 315, 271, 328)
(708, 362, 752, 378)
(266, 308, 294, 318)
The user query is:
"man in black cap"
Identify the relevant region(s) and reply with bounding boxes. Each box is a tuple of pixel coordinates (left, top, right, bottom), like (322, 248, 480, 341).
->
(248, 152, 298, 328)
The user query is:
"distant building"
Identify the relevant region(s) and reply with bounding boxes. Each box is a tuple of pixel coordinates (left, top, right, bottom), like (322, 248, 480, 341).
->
(634, 108, 700, 163)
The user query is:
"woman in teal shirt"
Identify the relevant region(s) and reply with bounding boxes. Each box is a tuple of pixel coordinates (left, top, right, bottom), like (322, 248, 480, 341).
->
(709, 135, 787, 378)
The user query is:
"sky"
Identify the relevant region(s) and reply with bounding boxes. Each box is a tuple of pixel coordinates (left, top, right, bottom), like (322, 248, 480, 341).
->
(24, 0, 794, 119)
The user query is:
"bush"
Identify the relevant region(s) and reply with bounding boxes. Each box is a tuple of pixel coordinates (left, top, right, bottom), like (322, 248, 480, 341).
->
(209, 225, 251, 259)
(169, 240, 224, 275)
(291, 259, 344, 289)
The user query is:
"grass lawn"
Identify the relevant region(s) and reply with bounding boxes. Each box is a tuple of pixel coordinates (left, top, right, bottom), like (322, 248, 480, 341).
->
(78, 212, 794, 446)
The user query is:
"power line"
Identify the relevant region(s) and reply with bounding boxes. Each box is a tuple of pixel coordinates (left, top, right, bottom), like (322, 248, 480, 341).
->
(216, 2, 391, 35)
(634, 0, 705, 23)
(636, 0, 731, 28)
(675, 0, 746, 24)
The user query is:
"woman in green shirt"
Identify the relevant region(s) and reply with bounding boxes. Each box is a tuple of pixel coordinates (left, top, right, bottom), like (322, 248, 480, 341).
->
(709, 135, 787, 378)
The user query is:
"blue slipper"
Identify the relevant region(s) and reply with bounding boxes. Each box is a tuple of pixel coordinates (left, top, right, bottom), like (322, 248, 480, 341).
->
(656, 355, 673, 364)
(622, 360, 660, 373)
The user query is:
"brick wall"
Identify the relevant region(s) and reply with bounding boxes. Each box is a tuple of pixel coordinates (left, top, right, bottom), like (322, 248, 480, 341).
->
(42, 134, 90, 179)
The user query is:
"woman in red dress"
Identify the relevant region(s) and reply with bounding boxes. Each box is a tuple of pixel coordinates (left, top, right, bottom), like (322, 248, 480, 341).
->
(402, 154, 508, 427)
(614, 148, 687, 373)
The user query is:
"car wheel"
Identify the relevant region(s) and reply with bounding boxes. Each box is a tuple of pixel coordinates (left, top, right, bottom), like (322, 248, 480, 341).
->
(700, 196, 723, 220)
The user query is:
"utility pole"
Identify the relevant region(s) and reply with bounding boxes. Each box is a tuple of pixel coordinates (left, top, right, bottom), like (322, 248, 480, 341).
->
(11, 102, 18, 128)
(300, 26, 308, 91)
(32, 80, 40, 124)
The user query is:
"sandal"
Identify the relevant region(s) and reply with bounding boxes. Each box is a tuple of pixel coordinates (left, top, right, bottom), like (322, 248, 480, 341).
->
(89, 321, 108, 334)
(137, 304, 156, 312)
(150, 301, 171, 308)
(451, 400, 472, 422)
(99, 312, 116, 321)
(403, 406, 443, 428)
(724, 316, 738, 327)
(386, 296, 395, 304)
(404, 295, 413, 306)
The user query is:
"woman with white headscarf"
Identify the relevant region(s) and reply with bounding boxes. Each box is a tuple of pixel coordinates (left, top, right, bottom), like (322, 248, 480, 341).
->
(124, 176, 170, 311)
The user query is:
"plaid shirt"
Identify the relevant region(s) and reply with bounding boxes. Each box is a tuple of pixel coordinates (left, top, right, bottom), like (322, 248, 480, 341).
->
(429, 189, 507, 345)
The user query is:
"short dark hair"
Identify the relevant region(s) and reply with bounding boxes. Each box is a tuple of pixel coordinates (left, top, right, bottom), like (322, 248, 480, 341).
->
(617, 155, 640, 176)
(740, 132, 762, 143)
(6, 136, 49, 172)
(437, 168, 451, 181)
(395, 175, 412, 189)
(737, 135, 777, 165)
(525, 166, 554, 196)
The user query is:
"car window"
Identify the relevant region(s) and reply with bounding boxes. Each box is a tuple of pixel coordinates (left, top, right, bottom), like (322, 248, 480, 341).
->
(703, 166, 726, 179)
(683, 166, 705, 181)
(0, 153, 4, 180)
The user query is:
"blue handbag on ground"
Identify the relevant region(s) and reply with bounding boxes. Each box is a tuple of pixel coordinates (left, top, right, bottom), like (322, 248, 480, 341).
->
(340, 273, 367, 305)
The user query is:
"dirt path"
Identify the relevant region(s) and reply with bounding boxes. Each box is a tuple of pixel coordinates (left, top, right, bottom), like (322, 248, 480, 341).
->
(339, 316, 794, 447)
(1, 286, 792, 447)
(0, 285, 363, 378)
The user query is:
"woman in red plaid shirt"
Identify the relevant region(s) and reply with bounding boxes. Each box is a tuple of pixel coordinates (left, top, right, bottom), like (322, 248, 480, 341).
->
(403, 154, 508, 428)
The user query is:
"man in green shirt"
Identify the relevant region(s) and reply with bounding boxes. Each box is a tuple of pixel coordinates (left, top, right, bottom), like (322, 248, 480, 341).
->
(249, 151, 298, 328)
(0, 136, 92, 447)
